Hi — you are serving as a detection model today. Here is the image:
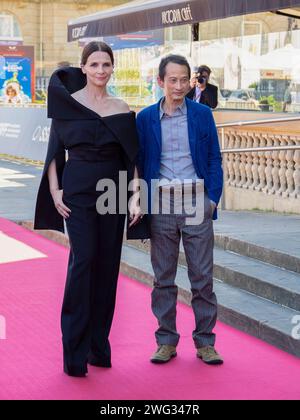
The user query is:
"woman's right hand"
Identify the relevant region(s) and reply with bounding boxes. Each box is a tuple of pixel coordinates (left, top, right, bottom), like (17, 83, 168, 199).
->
(51, 189, 71, 219)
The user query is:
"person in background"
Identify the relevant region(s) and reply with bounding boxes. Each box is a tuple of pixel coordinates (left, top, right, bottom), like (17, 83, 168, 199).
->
(57, 61, 71, 68)
(186, 65, 218, 109)
(283, 83, 292, 112)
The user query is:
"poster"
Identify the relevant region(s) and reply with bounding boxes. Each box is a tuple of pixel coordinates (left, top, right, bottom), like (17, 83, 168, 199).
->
(0, 45, 35, 104)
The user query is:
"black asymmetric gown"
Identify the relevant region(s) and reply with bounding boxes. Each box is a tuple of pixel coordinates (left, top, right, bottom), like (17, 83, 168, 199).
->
(34, 67, 149, 376)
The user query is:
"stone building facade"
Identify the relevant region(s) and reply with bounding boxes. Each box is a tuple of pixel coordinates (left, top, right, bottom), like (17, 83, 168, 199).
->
(0, 0, 125, 76)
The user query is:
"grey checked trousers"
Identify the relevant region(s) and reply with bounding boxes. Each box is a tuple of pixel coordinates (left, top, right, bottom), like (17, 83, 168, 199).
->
(150, 191, 217, 348)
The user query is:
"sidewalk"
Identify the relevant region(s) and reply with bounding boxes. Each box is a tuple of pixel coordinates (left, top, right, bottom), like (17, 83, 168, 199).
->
(214, 209, 300, 261)
(0, 216, 300, 400)
(0, 158, 41, 222)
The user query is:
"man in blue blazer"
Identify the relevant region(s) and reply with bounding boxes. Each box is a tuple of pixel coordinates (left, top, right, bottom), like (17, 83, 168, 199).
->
(136, 55, 223, 365)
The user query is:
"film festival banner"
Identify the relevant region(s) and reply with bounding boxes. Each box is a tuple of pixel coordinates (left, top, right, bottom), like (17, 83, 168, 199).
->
(0, 45, 35, 104)
(0, 107, 50, 162)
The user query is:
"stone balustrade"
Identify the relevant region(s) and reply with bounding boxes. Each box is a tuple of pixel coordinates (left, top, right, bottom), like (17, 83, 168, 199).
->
(220, 128, 300, 213)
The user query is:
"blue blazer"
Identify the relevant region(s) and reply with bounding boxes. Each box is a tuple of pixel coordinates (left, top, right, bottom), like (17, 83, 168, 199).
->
(136, 98, 223, 220)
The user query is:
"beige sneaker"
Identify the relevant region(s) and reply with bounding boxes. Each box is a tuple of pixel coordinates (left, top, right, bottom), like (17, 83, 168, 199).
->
(196, 346, 223, 365)
(150, 345, 177, 364)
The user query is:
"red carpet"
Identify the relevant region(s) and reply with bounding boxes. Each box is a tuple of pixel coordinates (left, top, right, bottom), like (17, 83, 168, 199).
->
(0, 217, 299, 400)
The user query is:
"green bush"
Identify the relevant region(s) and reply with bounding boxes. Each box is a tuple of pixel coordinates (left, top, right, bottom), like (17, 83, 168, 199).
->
(259, 95, 282, 112)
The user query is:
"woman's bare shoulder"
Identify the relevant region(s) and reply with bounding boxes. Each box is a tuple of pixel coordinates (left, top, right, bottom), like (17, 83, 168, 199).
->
(108, 97, 130, 112)
(71, 89, 84, 100)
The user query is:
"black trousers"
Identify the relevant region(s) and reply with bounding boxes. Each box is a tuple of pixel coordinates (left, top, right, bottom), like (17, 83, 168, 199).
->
(61, 150, 125, 375)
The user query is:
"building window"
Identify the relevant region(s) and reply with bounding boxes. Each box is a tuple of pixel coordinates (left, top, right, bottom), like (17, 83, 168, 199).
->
(0, 12, 22, 42)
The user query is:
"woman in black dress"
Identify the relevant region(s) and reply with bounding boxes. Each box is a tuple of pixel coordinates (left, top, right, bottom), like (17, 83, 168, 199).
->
(34, 42, 148, 377)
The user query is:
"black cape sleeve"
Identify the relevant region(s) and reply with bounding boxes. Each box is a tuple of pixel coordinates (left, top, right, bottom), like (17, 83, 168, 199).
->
(34, 119, 66, 233)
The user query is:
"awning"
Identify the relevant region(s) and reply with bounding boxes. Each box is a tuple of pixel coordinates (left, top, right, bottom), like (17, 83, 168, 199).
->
(67, 0, 300, 42)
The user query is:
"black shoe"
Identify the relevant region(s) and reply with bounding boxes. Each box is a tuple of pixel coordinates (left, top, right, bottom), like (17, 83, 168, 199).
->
(88, 341, 112, 368)
(64, 364, 88, 377)
(88, 354, 112, 368)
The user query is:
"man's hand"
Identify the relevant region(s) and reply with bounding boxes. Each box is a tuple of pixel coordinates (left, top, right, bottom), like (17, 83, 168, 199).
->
(210, 200, 217, 217)
(190, 73, 197, 88)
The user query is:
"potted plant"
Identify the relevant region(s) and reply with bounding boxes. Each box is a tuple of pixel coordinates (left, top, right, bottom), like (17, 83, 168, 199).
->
(259, 97, 270, 112)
